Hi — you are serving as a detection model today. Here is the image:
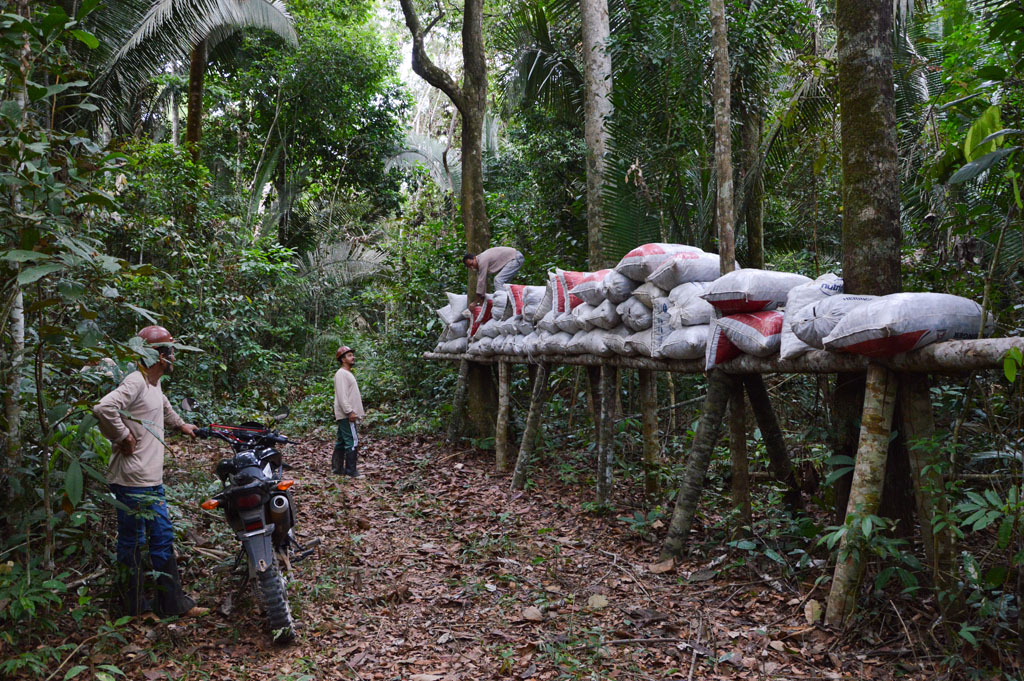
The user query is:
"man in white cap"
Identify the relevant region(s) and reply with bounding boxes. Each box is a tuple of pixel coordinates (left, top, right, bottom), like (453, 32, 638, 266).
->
(332, 345, 364, 477)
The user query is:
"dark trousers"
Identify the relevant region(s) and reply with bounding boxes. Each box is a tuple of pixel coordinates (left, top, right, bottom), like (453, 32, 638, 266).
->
(332, 419, 358, 475)
(109, 484, 195, 616)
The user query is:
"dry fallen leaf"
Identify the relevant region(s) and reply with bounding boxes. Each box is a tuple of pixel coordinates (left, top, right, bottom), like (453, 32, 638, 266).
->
(648, 558, 675, 574)
(587, 594, 609, 609)
(522, 606, 544, 622)
(805, 599, 824, 625)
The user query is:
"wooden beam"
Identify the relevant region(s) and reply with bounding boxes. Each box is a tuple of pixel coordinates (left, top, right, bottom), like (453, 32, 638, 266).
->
(730, 390, 751, 531)
(825, 363, 899, 628)
(495, 361, 511, 472)
(510, 362, 549, 490)
(639, 369, 660, 497)
(596, 364, 616, 505)
(446, 359, 470, 442)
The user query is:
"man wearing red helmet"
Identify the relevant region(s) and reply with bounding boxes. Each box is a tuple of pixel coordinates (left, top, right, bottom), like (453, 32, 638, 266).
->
(332, 345, 364, 477)
(93, 325, 206, 618)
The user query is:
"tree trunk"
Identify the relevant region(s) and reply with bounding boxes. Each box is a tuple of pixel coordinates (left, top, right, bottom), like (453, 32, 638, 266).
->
(743, 375, 803, 510)
(495, 361, 511, 472)
(186, 39, 207, 164)
(595, 364, 616, 505)
(825, 364, 898, 629)
(710, 0, 735, 267)
(738, 96, 763, 269)
(639, 369, 660, 497)
(580, 0, 613, 269)
(661, 372, 738, 559)
(729, 391, 751, 531)
(511, 363, 549, 490)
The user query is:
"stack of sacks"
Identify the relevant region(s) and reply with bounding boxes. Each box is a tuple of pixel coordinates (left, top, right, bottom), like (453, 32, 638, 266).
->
(779, 273, 844, 360)
(474, 284, 542, 356)
(651, 283, 716, 359)
(702, 269, 812, 370)
(433, 293, 471, 353)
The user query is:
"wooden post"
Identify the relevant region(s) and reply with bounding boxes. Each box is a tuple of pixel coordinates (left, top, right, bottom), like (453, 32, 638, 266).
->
(743, 375, 804, 510)
(595, 364, 616, 505)
(661, 371, 739, 559)
(510, 363, 549, 490)
(446, 359, 470, 443)
(730, 392, 751, 531)
(899, 373, 955, 605)
(495, 361, 511, 472)
(825, 363, 898, 628)
(639, 369, 660, 497)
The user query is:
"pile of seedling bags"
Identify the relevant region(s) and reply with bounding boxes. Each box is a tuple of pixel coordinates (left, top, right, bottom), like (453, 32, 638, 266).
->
(434, 243, 993, 367)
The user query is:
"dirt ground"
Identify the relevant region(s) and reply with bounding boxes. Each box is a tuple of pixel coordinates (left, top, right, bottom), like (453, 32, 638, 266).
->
(50, 432, 980, 680)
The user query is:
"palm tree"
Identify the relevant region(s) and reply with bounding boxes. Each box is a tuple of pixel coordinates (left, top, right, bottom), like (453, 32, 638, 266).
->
(85, 0, 297, 153)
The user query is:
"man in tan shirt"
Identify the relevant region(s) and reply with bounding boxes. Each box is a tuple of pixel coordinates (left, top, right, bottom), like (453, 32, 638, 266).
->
(332, 345, 365, 477)
(93, 325, 205, 618)
(463, 246, 524, 305)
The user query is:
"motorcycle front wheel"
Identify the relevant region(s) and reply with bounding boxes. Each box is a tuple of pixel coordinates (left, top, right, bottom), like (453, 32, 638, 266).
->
(257, 563, 295, 644)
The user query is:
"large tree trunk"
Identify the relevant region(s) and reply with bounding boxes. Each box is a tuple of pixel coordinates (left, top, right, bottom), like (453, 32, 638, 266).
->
(710, 0, 735, 267)
(738, 95, 763, 269)
(400, 0, 496, 438)
(186, 39, 207, 164)
(580, 0, 613, 269)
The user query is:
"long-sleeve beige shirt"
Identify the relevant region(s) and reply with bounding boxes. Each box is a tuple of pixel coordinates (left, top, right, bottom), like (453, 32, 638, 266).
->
(93, 370, 185, 487)
(474, 247, 520, 296)
(334, 367, 365, 421)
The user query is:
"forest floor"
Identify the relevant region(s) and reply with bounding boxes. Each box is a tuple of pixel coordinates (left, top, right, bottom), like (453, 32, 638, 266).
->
(47, 431, 974, 680)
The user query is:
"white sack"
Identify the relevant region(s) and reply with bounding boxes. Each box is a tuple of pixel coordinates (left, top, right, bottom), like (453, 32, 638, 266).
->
(477, 318, 502, 338)
(571, 303, 596, 331)
(625, 329, 655, 357)
(779, 274, 844, 359)
(822, 292, 993, 357)
(544, 331, 574, 354)
(435, 337, 468, 354)
(657, 325, 709, 360)
(791, 294, 877, 349)
(604, 270, 640, 304)
(491, 290, 510, 320)
(440, 319, 469, 341)
(595, 327, 630, 357)
(536, 309, 559, 334)
(701, 269, 812, 314)
(555, 310, 584, 334)
(668, 281, 716, 325)
(585, 299, 622, 330)
(617, 296, 654, 331)
(632, 282, 667, 309)
(445, 292, 469, 321)
(516, 318, 535, 335)
(516, 284, 548, 321)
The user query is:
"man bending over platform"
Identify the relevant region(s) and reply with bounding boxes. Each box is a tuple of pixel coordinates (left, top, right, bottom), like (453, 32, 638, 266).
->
(463, 247, 524, 306)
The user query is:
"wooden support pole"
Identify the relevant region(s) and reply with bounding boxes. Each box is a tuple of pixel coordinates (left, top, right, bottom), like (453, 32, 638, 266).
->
(743, 375, 804, 511)
(495, 361, 511, 472)
(661, 371, 739, 559)
(825, 363, 899, 629)
(586, 365, 602, 443)
(510, 363, 549, 490)
(899, 373, 955, 604)
(730, 391, 751, 531)
(596, 364, 616, 506)
(639, 369, 660, 497)
(446, 359, 470, 442)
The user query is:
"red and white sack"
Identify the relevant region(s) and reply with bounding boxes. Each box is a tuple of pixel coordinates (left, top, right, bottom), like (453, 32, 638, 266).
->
(604, 270, 640, 304)
(469, 297, 494, 337)
(615, 243, 705, 282)
(625, 329, 655, 357)
(617, 296, 653, 331)
(701, 269, 812, 314)
(658, 325, 709, 360)
(791, 294, 877, 349)
(506, 284, 545, 318)
(525, 272, 558, 322)
(780, 274, 844, 359)
(632, 282, 667, 309)
(646, 250, 724, 289)
(569, 269, 614, 306)
(718, 311, 784, 357)
(705, 317, 742, 370)
(556, 269, 588, 312)
(822, 292, 993, 357)
(584, 299, 622, 330)
(571, 302, 596, 331)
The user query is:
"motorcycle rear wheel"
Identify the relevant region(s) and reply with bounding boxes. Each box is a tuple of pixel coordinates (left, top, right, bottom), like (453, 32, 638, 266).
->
(258, 564, 295, 644)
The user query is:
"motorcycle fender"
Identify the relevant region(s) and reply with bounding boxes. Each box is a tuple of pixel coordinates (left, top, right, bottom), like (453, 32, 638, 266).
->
(238, 523, 276, 574)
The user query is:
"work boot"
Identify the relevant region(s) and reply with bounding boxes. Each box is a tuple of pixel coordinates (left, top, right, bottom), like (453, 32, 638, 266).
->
(152, 553, 199, 617)
(344, 448, 359, 478)
(331, 447, 345, 475)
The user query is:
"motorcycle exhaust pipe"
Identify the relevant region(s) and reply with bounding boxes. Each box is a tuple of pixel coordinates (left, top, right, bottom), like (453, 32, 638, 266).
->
(269, 493, 290, 525)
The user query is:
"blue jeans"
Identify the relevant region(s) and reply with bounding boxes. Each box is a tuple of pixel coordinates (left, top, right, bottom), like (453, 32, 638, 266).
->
(109, 484, 175, 569)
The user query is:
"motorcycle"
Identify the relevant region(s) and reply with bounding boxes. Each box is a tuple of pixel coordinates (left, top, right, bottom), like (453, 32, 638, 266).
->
(184, 398, 318, 643)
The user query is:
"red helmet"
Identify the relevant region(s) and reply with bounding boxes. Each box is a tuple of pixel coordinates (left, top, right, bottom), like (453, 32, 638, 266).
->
(138, 325, 175, 347)
(335, 345, 354, 362)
